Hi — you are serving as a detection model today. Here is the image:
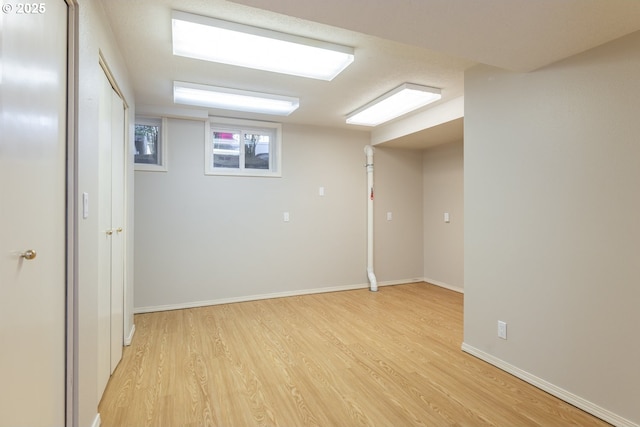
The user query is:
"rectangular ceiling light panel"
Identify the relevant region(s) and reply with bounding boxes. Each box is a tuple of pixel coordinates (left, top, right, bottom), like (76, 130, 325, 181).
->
(173, 81, 300, 116)
(172, 11, 354, 81)
(346, 83, 442, 126)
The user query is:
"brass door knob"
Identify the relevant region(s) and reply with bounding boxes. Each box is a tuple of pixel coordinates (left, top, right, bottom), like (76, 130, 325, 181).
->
(106, 229, 113, 236)
(21, 249, 37, 260)
(116, 227, 123, 233)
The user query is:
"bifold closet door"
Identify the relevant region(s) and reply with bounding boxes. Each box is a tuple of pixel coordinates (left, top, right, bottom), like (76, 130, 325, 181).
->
(97, 68, 125, 397)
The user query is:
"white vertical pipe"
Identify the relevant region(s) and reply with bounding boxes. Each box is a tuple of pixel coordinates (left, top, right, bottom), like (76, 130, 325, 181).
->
(364, 145, 378, 292)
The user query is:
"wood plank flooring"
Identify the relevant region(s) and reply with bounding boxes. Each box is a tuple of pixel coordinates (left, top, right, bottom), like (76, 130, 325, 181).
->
(99, 283, 611, 426)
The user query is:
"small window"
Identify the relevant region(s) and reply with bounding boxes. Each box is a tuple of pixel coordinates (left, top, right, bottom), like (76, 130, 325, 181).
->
(135, 117, 167, 171)
(206, 117, 281, 177)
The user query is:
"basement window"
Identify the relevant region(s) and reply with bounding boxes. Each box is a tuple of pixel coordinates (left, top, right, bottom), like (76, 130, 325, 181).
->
(206, 117, 281, 177)
(135, 117, 168, 171)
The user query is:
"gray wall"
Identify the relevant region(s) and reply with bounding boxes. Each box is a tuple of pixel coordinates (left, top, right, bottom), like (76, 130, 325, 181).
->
(464, 32, 640, 424)
(373, 146, 424, 282)
(423, 141, 464, 291)
(134, 121, 424, 310)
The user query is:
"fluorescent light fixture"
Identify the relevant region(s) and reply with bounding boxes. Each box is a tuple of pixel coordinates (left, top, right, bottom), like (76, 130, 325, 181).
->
(346, 83, 442, 126)
(173, 81, 300, 116)
(172, 10, 354, 81)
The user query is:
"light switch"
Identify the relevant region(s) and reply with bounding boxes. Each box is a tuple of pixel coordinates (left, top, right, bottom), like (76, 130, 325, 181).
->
(386, 212, 393, 221)
(444, 212, 450, 223)
(283, 212, 290, 222)
(498, 321, 507, 340)
(82, 192, 89, 219)
(319, 186, 325, 196)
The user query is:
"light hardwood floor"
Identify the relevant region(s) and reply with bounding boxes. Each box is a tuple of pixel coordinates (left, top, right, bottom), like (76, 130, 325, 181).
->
(99, 283, 611, 426)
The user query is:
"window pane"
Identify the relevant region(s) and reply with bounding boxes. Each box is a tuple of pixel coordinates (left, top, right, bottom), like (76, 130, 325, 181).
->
(213, 131, 240, 168)
(135, 124, 160, 164)
(244, 132, 270, 170)
(207, 119, 281, 177)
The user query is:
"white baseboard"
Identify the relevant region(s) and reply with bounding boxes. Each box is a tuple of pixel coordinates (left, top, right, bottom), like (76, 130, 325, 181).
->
(461, 343, 638, 427)
(134, 278, 423, 314)
(423, 277, 464, 293)
(124, 323, 136, 346)
(91, 413, 101, 427)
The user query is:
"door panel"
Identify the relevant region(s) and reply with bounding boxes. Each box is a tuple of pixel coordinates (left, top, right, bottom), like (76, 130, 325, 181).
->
(97, 70, 113, 397)
(110, 88, 124, 374)
(0, 1, 67, 426)
(97, 68, 125, 396)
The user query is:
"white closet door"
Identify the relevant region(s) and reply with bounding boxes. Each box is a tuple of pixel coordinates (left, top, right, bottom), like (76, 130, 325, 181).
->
(97, 68, 125, 396)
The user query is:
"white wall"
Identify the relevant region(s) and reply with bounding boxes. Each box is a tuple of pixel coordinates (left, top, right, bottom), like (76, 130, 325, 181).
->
(134, 120, 423, 310)
(423, 141, 464, 291)
(76, 0, 135, 425)
(464, 31, 640, 425)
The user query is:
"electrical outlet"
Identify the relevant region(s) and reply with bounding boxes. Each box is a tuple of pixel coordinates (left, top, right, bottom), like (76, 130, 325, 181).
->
(497, 321, 507, 340)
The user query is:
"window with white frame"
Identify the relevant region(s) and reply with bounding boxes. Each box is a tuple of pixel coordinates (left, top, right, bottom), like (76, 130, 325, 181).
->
(135, 117, 168, 171)
(206, 117, 281, 177)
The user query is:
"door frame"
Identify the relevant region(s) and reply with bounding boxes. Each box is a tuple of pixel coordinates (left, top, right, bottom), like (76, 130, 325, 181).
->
(66, 0, 78, 425)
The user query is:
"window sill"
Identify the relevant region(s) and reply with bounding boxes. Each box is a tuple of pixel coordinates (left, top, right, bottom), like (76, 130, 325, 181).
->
(135, 163, 168, 172)
(205, 169, 281, 178)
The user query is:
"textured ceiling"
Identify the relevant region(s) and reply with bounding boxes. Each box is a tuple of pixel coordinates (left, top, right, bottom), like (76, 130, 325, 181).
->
(229, 0, 640, 72)
(100, 0, 640, 148)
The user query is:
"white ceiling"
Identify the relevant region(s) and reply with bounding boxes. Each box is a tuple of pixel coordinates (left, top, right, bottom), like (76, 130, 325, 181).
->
(101, 0, 640, 148)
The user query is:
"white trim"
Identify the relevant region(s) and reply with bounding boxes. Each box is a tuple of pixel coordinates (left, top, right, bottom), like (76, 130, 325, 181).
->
(461, 343, 638, 427)
(124, 324, 135, 346)
(91, 413, 101, 427)
(134, 278, 423, 314)
(66, 1, 79, 426)
(423, 277, 464, 293)
(205, 116, 282, 178)
(98, 54, 129, 109)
